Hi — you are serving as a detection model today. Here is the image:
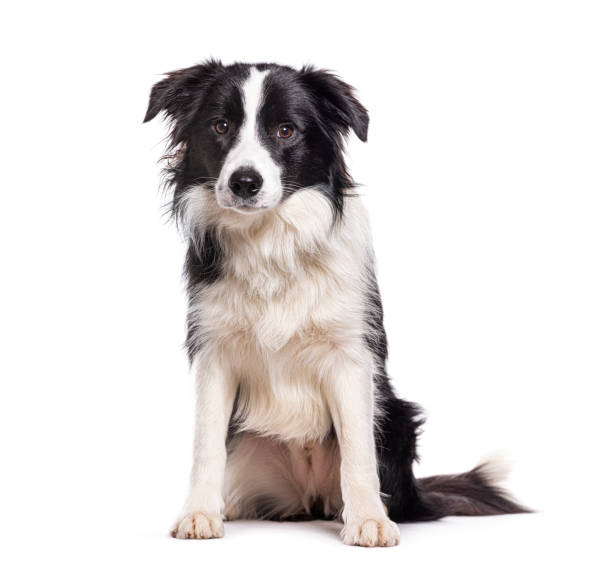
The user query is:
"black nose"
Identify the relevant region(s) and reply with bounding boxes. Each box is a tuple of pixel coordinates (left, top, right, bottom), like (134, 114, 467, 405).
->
(228, 168, 263, 199)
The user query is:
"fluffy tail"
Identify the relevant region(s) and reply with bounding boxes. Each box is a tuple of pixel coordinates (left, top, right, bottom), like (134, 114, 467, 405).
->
(416, 455, 530, 517)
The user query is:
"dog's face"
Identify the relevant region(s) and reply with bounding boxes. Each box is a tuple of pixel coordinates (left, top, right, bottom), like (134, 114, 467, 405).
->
(145, 61, 369, 215)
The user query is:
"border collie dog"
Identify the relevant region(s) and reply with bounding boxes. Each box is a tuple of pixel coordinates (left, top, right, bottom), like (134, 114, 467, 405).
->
(145, 60, 526, 547)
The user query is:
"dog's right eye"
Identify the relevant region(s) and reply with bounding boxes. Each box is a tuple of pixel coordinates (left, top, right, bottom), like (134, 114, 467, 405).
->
(214, 119, 229, 135)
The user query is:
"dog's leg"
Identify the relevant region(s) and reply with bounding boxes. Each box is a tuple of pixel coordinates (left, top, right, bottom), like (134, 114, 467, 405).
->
(171, 354, 237, 539)
(324, 355, 400, 547)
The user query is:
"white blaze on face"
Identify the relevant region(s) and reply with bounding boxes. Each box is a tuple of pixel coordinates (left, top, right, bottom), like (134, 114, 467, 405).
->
(215, 68, 283, 212)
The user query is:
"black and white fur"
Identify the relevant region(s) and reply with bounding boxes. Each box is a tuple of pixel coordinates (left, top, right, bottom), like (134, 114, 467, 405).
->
(144, 60, 527, 547)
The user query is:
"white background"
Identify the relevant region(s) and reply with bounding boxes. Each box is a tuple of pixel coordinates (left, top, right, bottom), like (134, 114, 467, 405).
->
(1, 1, 611, 570)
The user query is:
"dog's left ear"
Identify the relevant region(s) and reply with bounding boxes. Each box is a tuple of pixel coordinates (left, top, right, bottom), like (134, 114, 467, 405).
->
(300, 66, 369, 142)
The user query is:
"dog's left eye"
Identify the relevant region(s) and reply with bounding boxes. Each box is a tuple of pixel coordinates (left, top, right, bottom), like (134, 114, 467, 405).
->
(277, 124, 294, 139)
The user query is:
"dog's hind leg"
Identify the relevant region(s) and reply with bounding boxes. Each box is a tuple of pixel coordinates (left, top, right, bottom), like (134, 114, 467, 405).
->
(375, 387, 529, 521)
(223, 433, 342, 521)
(223, 433, 306, 520)
(374, 388, 439, 522)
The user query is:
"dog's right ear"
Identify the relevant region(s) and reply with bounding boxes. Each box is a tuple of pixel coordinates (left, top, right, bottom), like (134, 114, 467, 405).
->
(144, 60, 223, 142)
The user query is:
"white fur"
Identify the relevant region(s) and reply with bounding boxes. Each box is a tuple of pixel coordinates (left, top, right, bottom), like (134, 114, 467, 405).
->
(174, 180, 397, 545)
(215, 68, 283, 212)
(477, 451, 513, 484)
(171, 357, 237, 539)
(181, 187, 373, 440)
(223, 433, 342, 520)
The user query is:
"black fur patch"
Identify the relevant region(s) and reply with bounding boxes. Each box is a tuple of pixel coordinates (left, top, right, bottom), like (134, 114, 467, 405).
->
(364, 262, 526, 521)
(183, 228, 224, 362)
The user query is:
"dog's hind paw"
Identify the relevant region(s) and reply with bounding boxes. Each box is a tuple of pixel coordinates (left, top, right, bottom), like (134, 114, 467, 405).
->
(341, 517, 400, 547)
(170, 511, 224, 539)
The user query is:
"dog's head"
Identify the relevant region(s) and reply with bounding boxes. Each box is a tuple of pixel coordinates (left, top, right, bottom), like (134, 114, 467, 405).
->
(144, 61, 368, 217)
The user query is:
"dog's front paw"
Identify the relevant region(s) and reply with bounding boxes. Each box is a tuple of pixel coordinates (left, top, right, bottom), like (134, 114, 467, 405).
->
(341, 517, 400, 547)
(170, 511, 224, 539)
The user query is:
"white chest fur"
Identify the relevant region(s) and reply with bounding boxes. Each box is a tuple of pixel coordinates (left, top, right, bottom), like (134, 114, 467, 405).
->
(184, 187, 374, 443)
